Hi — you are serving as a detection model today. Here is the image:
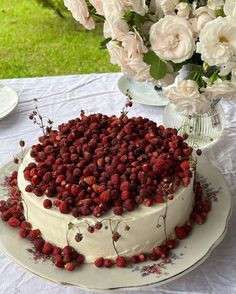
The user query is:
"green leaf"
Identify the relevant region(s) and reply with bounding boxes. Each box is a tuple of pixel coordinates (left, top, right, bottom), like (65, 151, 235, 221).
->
(215, 8, 225, 17)
(209, 72, 218, 85)
(169, 61, 182, 72)
(134, 14, 146, 28)
(123, 11, 135, 27)
(123, 11, 146, 29)
(99, 38, 112, 50)
(143, 51, 167, 80)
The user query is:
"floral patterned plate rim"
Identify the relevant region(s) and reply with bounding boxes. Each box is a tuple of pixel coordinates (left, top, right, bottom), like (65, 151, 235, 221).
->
(117, 75, 168, 106)
(0, 154, 232, 291)
(0, 85, 19, 120)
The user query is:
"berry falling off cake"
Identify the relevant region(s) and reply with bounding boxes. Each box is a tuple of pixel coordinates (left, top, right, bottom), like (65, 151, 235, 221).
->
(17, 111, 196, 266)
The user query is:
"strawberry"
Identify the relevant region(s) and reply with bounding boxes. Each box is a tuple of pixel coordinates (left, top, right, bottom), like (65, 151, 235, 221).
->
(53, 247, 62, 257)
(42, 242, 54, 255)
(33, 237, 45, 251)
(94, 257, 104, 267)
(138, 253, 146, 262)
(131, 255, 139, 264)
(64, 262, 75, 271)
(54, 255, 64, 268)
(116, 256, 127, 268)
(20, 221, 32, 230)
(104, 259, 113, 268)
(18, 229, 28, 238)
(76, 254, 85, 265)
(165, 239, 176, 249)
(83, 176, 96, 186)
(180, 161, 190, 170)
(175, 226, 187, 240)
(155, 194, 164, 203)
(8, 217, 20, 228)
(100, 189, 111, 202)
(28, 229, 41, 240)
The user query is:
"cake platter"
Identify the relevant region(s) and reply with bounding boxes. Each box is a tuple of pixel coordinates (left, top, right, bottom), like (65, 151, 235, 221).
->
(0, 154, 232, 291)
(117, 75, 168, 106)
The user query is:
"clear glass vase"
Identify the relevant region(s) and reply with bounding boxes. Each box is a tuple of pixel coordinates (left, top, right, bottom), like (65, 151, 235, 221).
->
(162, 102, 225, 147)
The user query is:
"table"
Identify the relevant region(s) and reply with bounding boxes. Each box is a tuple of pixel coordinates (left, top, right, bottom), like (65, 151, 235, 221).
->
(0, 73, 235, 294)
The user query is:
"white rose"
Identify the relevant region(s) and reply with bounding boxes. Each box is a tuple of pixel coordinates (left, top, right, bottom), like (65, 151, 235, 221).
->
(120, 30, 148, 58)
(207, 0, 224, 10)
(102, 0, 148, 18)
(224, 0, 236, 17)
(106, 41, 128, 68)
(107, 52, 152, 83)
(64, 0, 95, 30)
(159, 0, 180, 15)
(231, 67, 236, 83)
(89, 0, 104, 15)
(219, 62, 235, 76)
(149, 0, 158, 13)
(149, 0, 164, 19)
(103, 18, 129, 39)
(102, 0, 124, 20)
(126, 0, 148, 16)
(167, 80, 211, 114)
(191, 7, 215, 34)
(178, 80, 199, 98)
(106, 45, 152, 84)
(126, 55, 152, 82)
(176, 3, 191, 19)
(149, 15, 195, 63)
(202, 79, 236, 100)
(197, 16, 236, 66)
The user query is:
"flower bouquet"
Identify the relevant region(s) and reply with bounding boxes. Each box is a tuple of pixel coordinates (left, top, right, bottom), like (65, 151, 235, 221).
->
(64, 0, 236, 117)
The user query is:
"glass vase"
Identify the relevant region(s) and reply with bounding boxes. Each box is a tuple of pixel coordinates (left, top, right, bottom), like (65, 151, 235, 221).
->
(162, 102, 225, 148)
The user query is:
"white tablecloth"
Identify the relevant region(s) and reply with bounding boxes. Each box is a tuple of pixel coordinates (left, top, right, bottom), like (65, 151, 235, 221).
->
(0, 73, 235, 294)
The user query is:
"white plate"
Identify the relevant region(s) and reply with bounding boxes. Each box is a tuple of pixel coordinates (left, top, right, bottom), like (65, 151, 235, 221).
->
(0, 85, 19, 120)
(118, 75, 168, 106)
(0, 155, 232, 291)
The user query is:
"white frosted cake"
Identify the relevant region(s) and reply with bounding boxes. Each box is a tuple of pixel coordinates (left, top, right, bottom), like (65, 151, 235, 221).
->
(17, 113, 195, 265)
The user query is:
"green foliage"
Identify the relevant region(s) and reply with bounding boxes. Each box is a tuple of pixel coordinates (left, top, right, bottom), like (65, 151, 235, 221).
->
(35, 0, 66, 18)
(123, 11, 146, 30)
(215, 8, 225, 17)
(169, 61, 182, 73)
(100, 38, 112, 50)
(209, 72, 218, 85)
(0, 0, 119, 79)
(192, 68, 206, 88)
(134, 14, 146, 28)
(143, 51, 167, 80)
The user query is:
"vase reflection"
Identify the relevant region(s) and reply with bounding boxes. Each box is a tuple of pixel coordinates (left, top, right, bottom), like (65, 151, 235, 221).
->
(163, 102, 225, 148)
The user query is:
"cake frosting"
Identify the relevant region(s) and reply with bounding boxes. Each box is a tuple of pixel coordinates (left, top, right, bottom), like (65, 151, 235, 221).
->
(18, 150, 194, 262)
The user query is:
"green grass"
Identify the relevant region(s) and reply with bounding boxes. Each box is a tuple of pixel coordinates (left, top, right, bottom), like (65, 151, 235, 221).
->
(0, 0, 119, 79)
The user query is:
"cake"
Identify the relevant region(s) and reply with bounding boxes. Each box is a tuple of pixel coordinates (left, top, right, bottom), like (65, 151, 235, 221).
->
(14, 112, 196, 267)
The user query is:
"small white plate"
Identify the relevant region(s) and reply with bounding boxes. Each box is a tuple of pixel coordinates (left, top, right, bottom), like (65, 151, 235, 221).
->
(0, 154, 232, 291)
(0, 85, 19, 120)
(118, 75, 168, 106)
